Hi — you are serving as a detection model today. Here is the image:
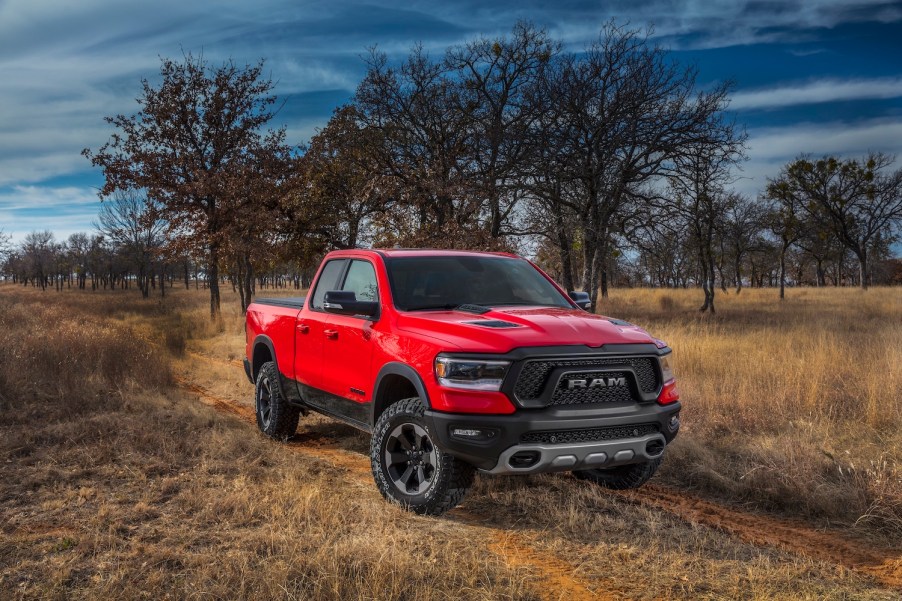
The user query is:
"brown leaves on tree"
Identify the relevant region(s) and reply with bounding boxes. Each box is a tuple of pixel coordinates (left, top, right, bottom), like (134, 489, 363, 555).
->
(83, 53, 293, 317)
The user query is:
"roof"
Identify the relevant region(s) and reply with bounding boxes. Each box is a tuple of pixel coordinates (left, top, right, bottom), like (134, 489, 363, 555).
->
(327, 248, 521, 260)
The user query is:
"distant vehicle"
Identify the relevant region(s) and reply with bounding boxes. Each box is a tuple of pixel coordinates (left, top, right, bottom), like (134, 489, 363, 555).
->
(244, 249, 681, 515)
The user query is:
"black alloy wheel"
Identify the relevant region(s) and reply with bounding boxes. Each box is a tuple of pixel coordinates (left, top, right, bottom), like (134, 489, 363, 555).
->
(384, 423, 438, 495)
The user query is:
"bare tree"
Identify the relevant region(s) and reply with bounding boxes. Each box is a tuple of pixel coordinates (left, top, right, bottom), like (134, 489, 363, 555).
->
(95, 190, 165, 298)
(20, 231, 57, 290)
(535, 23, 742, 309)
(721, 195, 767, 293)
(772, 154, 902, 289)
(763, 182, 807, 300)
(446, 21, 557, 238)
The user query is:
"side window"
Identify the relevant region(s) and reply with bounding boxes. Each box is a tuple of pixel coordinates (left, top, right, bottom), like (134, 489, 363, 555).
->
(341, 260, 379, 303)
(310, 259, 347, 310)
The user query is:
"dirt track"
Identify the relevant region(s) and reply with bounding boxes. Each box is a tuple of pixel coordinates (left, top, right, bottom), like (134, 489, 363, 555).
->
(177, 355, 902, 596)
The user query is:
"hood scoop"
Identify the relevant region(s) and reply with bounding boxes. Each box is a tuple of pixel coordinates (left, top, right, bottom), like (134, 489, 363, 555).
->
(463, 319, 522, 329)
(607, 318, 634, 326)
(455, 304, 491, 315)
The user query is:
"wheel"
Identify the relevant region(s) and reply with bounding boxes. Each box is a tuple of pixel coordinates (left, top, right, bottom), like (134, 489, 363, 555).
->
(572, 457, 663, 490)
(371, 398, 474, 515)
(254, 361, 300, 439)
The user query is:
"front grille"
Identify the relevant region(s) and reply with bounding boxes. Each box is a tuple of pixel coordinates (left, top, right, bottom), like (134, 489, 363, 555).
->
(549, 371, 633, 405)
(520, 423, 659, 445)
(513, 356, 658, 403)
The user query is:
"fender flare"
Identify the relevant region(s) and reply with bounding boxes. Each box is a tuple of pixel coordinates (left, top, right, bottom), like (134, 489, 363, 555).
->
(251, 334, 278, 382)
(371, 362, 432, 424)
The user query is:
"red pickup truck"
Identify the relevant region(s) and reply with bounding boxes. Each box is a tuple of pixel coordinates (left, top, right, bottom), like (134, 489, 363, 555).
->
(244, 249, 681, 514)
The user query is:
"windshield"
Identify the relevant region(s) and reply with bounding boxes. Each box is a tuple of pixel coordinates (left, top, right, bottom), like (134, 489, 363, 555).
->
(386, 256, 572, 311)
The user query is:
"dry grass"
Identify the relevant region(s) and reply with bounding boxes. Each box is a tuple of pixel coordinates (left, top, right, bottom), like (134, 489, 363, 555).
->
(0, 286, 531, 600)
(1, 283, 900, 600)
(597, 287, 902, 537)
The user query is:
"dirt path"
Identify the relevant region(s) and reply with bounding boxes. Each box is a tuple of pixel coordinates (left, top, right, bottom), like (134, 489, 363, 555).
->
(620, 484, 902, 589)
(178, 352, 902, 593)
(175, 371, 606, 601)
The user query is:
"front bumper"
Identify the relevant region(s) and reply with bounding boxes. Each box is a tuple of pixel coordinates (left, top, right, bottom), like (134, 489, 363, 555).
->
(424, 401, 680, 472)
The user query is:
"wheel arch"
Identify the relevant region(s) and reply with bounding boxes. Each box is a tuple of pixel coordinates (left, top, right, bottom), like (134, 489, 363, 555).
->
(371, 362, 431, 426)
(251, 335, 278, 382)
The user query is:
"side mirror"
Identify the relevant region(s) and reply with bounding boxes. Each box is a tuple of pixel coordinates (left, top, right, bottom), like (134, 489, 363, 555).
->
(567, 290, 592, 311)
(323, 290, 379, 318)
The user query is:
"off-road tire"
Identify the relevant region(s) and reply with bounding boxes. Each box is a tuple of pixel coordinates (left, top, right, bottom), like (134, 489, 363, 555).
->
(572, 456, 663, 490)
(254, 361, 300, 439)
(371, 398, 474, 515)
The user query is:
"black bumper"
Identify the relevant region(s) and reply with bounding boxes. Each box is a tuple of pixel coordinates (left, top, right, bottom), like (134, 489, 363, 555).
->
(424, 401, 681, 472)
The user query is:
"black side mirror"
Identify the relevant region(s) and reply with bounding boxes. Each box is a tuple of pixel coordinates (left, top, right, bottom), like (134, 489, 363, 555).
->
(567, 290, 592, 311)
(323, 290, 379, 318)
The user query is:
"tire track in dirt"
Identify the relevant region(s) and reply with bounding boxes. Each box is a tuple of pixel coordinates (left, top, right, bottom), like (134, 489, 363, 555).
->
(174, 374, 604, 601)
(181, 353, 902, 592)
(618, 484, 902, 589)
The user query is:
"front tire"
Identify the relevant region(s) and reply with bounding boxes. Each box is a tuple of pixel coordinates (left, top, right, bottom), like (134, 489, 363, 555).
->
(573, 457, 663, 490)
(255, 361, 300, 439)
(371, 398, 474, 515)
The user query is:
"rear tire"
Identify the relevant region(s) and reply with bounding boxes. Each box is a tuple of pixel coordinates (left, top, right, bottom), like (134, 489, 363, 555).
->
(572, 457, 663, 490)
(371, 398, 474, 515)
(254, 361, 300, 439)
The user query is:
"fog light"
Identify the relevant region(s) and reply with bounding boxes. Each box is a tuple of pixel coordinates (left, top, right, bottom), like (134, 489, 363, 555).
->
(450, 427, 498, 442)
(668, 413, 680, 432)
(452, 428, 481, 437)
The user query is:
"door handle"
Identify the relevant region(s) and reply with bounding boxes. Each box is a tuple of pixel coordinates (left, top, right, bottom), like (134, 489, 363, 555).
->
(324, 329, 338, 339)
(297, 324, 310, 334)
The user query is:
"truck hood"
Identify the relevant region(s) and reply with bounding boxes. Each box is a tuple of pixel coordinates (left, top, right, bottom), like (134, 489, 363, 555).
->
(394, 306, 658, 353)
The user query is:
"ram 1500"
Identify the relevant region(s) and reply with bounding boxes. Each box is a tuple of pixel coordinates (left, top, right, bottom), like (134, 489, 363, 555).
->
(245, 249, 681, 514)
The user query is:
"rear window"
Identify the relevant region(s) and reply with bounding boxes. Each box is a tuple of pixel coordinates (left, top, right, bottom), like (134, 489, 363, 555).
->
(386, 256, 570, 311)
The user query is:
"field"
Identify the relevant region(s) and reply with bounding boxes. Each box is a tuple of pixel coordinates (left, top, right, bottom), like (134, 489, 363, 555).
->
(0, 283, 900, 600)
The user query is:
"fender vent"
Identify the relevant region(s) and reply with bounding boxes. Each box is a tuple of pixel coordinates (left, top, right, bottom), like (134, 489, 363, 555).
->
(464, 320, 522, 329)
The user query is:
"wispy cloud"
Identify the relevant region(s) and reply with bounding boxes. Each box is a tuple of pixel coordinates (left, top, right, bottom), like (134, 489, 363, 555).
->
(731, 77, 902, 110)
(788, 48, 827, 57)
(0, 185, 101, 242)
(0, 0, 899, 239)
(732, 118, 902, 197)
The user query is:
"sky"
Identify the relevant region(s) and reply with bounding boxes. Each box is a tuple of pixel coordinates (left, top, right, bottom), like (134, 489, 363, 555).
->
(1, 0, 901, 244)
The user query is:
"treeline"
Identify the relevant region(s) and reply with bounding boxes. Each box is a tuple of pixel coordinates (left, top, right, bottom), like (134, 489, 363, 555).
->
(3, 22, 902, 315)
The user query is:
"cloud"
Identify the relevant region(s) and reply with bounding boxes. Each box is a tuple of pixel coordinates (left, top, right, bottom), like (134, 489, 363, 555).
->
(731, 77, 902, 110)
(0, 185, 101, 242)
(732, 118, 902, 197)
(0, 0, 899, 241)
(787, 48, 827, 57)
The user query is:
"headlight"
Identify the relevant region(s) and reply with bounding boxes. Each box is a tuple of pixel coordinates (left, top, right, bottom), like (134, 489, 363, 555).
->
(660, 354, 675, 382)
(435, 357, 510, 391)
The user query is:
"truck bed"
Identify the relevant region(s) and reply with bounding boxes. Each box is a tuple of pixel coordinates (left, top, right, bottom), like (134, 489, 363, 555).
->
(253, 297, 306, 309)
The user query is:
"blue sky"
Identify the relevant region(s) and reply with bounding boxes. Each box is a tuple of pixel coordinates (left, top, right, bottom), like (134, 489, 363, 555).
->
(1, 0, 901, 244)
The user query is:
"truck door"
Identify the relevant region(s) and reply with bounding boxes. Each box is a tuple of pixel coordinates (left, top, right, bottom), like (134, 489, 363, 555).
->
(295, 258, 347, 396)
(321, 258, 379, 422)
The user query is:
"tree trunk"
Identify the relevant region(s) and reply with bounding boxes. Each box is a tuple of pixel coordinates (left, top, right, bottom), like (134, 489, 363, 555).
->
(858, 249, 868, 290)
(209, 244, 221, 320)
(582, 239, 601, 313)
(242, 253, 254, 313)
(779, 241, 787, 300)
(554, 208, 574, 291)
